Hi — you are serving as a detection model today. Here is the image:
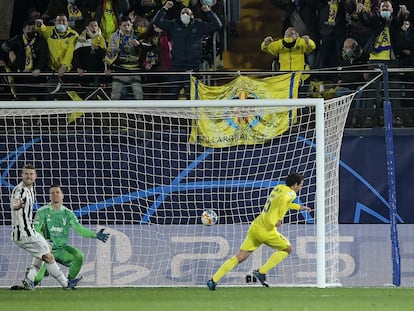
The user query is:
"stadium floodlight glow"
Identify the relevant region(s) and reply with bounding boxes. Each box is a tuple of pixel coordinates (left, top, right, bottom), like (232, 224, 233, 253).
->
(0, 96, 353, 288)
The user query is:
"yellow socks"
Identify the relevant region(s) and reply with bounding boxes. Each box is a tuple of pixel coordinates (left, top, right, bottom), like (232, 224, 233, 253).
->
(212, 256, 239, 283)
(259, 250, 289, 274)
(212, 251, 289, 283)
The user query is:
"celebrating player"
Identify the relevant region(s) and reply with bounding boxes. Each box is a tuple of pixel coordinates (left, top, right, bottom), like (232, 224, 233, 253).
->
(33, 184, 110, 287)
(207, 172, 311, 290)
(10, 165, 82, 290)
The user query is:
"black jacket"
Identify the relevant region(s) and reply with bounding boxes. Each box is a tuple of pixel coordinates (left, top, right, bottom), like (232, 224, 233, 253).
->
(2, 34, 49, 72)
(153, 7, 222, 71)
(358, 12, 404, 62)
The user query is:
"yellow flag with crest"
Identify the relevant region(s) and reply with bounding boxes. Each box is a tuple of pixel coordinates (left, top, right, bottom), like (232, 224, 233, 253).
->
(189, 73, 301, 148)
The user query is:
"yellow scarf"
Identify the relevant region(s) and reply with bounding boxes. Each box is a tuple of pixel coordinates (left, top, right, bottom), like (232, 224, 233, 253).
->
(67, 3, 83, 20)
(23, 35, 34, 72)
(370, 25, 393, 60)
(101, 0, 117, 42)
(326, 0, 338, 26)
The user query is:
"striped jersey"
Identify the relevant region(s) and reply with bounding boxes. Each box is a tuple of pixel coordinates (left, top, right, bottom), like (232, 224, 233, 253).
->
(11, 182, 37, 241)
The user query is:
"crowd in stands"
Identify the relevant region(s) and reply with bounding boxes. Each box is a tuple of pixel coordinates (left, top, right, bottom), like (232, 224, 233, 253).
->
(0, 1, 414, 127)
(0, 0, 223, 101)
(265, 0, 414, 127)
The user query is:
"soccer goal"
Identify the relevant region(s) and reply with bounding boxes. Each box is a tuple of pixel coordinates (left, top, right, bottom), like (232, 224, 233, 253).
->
(0, 96, 353, 288)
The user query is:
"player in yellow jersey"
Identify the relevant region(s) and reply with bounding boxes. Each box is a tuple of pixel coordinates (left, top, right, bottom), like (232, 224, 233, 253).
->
(207, 172, 311, 290)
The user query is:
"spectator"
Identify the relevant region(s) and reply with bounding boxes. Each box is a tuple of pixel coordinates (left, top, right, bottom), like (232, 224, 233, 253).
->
(36, 14, 79, 79)
(95, 0, 130, 42)
(317, 0, 347, 69)
(135, 19, 163, 70)
(43, 0, 92, 32)
(2, 19, 49, 100)
(359, 1, 407, 63)
(392, 1, 414, 22)
(345, 0, 380, 48)
(134, 16, 151, 36)
(394, 19, 414, 108)
(194, 0, 226, 68)
(359, 1, 409, 125)
(35, 14, 79, 99)
(9, 0, 38, 38)
(105, 16, 147, 100)
(336, 37, 367, 95)
(336, 37, 373, 127)
(129, 0, 163, 20)
(139, 22, 172, 98)
(270, 0, 318, 68)
(394, 19, 414, 69)
(153, 1, 222, 99)
(335, 37, 371, 126)
(260, 27, 316, 72)
(27, 7, 43, 21)
(73, 18, 107, 87)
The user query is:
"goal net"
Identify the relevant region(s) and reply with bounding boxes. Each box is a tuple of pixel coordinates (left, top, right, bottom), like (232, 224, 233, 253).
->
(0, 96, 352, 288)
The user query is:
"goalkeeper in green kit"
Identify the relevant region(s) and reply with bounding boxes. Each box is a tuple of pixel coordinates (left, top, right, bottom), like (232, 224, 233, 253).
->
(33, 185, 110, 287)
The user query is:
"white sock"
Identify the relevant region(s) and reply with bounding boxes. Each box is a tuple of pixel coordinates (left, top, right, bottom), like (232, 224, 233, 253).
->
(45, 261, 68, 287)
(27, 258, 42, 281)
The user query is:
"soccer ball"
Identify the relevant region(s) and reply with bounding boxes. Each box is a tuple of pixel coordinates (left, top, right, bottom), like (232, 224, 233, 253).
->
(201, 210, 218, 226)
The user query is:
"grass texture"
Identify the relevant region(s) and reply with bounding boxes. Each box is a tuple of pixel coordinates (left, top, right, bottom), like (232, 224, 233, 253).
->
(1, 287, 413, 311)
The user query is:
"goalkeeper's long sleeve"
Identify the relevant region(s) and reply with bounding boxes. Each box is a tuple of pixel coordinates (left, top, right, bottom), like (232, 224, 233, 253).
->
(71, 222, 97, 239)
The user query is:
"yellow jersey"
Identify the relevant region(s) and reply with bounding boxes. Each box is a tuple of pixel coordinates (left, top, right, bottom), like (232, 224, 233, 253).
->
(253, 184, 301, 231)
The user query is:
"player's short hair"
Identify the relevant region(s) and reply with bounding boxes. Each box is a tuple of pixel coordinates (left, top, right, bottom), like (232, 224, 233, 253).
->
(285, 173, 304, 187)
(50, 184, 61, 189)
(22, 164, 36, 171)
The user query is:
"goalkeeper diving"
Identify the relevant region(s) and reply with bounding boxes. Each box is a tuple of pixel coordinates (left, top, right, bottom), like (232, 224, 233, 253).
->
(31, 185, 109, 287)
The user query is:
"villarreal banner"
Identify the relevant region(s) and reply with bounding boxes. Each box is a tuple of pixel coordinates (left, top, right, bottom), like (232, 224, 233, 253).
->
(189, 73, 301, 148)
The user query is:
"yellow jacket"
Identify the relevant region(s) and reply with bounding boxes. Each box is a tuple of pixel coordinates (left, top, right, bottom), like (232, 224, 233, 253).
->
(37, 24, 79, 71)
(261, 37, 315, 71)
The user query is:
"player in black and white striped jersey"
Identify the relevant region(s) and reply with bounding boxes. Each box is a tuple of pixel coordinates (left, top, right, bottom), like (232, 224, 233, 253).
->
(10, 164, 82, 290)
(11, 166, 37, 241)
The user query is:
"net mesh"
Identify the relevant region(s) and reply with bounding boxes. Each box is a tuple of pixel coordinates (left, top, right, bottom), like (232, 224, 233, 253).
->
(0, 95, 353, 287)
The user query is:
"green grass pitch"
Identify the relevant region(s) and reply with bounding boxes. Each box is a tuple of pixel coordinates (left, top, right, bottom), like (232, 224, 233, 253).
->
(1, 287, 413, 311)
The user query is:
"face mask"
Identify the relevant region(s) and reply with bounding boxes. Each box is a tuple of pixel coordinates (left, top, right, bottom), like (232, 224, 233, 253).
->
(55, 24, 67, 33)
(180, 14, 191, 25)
(137, 26, 147, 34)
(26, 32, 37, 40)
(380, 11, 391, 19)
(202, 0, 214, 6)
(343, 48, 354, 57)
(282, 37, 296, 48)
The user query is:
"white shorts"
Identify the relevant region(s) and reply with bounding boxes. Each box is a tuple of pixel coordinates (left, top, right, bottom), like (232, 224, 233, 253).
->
(14, 232, 50, 259)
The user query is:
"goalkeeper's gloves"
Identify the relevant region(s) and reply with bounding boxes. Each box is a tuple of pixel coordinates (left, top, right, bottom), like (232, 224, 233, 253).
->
(96, 228, 110, 243)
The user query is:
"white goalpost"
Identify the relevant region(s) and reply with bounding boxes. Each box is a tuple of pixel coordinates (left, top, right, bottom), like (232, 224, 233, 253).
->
(0, 96, 353, 288)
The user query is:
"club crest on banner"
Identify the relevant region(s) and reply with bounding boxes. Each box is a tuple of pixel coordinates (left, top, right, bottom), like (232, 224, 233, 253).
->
(189, 73, 301, 148)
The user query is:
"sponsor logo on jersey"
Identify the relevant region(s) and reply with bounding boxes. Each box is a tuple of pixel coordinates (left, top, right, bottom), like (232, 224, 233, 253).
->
(50, 225, 63, 233)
